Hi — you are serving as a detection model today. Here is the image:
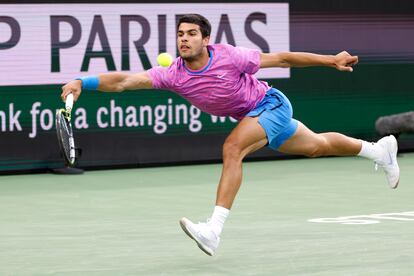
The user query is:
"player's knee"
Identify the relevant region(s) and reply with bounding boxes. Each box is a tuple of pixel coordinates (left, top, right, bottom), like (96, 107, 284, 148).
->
(222, 138, 243, 162)
(305, 136, 330, 158)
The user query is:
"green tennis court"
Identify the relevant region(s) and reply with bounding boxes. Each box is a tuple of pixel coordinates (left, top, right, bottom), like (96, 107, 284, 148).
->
(1, 154, 413, 275)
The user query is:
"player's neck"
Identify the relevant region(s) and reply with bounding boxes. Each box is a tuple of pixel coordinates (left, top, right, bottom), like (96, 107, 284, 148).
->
(184, 48, 210, 71)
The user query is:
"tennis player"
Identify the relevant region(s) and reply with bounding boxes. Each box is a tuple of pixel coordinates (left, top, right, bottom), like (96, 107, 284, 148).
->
(61, 14, 400, 256)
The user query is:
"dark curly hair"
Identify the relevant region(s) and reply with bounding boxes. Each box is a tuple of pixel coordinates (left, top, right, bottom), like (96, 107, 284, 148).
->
(177, 14, 211, 38)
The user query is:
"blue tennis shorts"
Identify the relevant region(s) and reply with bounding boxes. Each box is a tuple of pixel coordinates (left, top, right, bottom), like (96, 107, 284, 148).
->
(246, 88, 298, 150)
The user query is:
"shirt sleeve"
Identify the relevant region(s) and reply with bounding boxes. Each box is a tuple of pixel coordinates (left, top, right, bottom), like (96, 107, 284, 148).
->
(224, 44, 261, 75)
(147, 66, 173, 90)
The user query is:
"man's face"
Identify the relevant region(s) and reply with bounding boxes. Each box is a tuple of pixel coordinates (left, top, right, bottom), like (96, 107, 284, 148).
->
(177, 23, 209, 61)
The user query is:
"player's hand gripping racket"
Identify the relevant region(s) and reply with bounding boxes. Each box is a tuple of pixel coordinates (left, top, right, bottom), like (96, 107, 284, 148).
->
(56, 93, 76, 166)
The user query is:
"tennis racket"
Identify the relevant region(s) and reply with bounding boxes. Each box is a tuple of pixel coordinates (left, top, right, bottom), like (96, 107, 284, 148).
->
(56, 93, 76, 166)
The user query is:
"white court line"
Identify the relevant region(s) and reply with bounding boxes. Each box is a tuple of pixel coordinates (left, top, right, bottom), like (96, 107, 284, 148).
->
(308, 211, 414, 225)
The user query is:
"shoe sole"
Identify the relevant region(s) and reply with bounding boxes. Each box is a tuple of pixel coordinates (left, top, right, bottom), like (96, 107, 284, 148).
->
(179, 218, 214, 256)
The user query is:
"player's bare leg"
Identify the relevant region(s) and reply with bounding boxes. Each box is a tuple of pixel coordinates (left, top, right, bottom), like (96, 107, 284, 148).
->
(180, 116, 267, 256)
(278, 121, 399, 188)
(277, 121, 361, 156)
(215, 116, 268, 209)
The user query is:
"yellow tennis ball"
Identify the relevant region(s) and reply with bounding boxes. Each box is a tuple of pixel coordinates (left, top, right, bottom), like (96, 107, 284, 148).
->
(157, 52, 173, 67)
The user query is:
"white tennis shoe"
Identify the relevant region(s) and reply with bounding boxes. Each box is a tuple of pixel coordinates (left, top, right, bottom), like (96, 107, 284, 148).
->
(179, 217, 219, 256)
(374, 135, 400, 189)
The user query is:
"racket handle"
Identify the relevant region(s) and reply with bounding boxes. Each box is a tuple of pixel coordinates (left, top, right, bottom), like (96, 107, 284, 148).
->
(65, 93, 74, 110)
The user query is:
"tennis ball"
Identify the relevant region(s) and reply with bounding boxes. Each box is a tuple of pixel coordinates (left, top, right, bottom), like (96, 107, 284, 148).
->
(157, 52, 173, 67)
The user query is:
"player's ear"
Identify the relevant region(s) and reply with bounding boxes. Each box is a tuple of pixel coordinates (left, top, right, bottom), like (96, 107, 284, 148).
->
(202, 36, 210, 46)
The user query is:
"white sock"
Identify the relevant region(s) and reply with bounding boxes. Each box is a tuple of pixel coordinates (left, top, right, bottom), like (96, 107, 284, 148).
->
(358, 140, 383, 161)
(209, 206, 229, 236)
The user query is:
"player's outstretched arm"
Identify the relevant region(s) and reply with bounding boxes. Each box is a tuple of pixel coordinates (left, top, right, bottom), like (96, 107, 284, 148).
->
(260, 51, 358, 72)
(61, 71, 152, 102)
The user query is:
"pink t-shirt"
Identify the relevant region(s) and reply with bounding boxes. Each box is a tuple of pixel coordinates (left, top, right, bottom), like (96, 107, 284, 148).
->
(147, 44, 270, 120)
